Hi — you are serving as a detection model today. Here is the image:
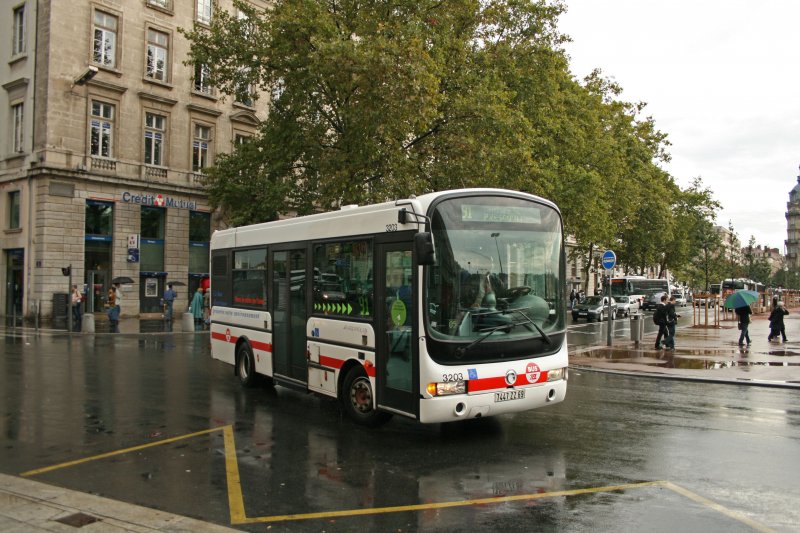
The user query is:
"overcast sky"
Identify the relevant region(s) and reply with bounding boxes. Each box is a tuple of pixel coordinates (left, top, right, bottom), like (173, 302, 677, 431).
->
(558, 0, 800, 251)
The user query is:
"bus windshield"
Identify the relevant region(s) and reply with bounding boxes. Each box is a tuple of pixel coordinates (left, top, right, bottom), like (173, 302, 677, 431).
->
(425, 195, 564, 359)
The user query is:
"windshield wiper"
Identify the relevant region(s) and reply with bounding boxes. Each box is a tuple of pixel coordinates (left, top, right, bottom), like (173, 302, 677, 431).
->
(454, 309, 551, 359)
(502, 307, 552, 345)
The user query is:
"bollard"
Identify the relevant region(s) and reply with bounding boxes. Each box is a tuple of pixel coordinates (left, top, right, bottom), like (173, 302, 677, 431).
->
(82, 313, 95, 333)
(182, 312, 195, 332)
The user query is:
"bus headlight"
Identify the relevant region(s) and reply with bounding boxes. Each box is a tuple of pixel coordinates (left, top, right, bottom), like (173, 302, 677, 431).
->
(426, 380, 467, 396)
(547, 367, 567, 382)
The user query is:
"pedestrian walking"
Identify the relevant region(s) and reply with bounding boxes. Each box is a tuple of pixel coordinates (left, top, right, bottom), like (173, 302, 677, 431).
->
(768, 301, 789, 342)
(569, 289, 577, 310)
(190, 287, 205, 331)
(71, 284, 83, 332)
(106, 287, 119, 333)
(664, 295, 681, 350)
(654, 294, 668, 349)
(735, 304, 752, 346)
(163, 283, 177, 321)
(203, 287, 211, 329)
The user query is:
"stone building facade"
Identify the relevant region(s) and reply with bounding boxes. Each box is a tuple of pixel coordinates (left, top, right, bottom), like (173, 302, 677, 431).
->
(0, 0, 269, 321)
(786, 170, 800, 270)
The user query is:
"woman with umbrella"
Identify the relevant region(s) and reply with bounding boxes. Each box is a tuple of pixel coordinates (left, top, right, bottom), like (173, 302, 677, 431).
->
(725, 290, 759, 347)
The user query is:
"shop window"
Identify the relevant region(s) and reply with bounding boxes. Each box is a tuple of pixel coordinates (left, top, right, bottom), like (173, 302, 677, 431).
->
(312, 240, 373, 318)
(140, 206, 165, 272)
(189, 211, 210, 274)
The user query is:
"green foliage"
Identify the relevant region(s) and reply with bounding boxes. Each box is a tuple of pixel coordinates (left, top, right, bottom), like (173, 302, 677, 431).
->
(183, 0, 729, 285)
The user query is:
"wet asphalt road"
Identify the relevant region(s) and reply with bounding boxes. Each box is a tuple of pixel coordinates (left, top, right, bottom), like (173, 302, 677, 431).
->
(1, 327, 799, 532)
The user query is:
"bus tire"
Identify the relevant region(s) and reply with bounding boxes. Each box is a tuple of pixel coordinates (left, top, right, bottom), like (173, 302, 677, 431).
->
(237, 342, 258, 388)
(341, 366, 391, 427)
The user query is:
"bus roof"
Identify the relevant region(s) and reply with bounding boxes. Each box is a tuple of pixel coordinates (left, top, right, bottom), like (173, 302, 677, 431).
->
(211, 188, 560, 250)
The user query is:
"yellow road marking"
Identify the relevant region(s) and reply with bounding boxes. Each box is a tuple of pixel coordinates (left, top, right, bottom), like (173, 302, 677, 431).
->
(18, 427, 777, 532)
(20, 426, 226, 478)
(230, 481, 666, 524)
(662, 481, 777, 533)
(222, 425, 247, 524)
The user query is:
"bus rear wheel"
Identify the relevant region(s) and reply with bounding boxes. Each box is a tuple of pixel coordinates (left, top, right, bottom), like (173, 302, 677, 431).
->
(237, 343, 258, 388)
(341, 366, 391, 427)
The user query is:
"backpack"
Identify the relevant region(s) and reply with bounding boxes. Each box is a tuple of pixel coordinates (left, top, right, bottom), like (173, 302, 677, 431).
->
(653, 305, 665, 325)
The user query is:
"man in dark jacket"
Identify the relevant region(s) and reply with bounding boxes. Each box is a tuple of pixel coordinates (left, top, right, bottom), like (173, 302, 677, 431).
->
(768, 301, 789, 342)
(654, 294, 668, 349)
(664, 295, 680, 349)
(735, 304, 752, 346)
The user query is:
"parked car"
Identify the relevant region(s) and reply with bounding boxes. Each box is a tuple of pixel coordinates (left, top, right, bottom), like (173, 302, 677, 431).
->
(671, 289, 687, 307)
(641, 291, 667, 311)
(572, 296, 617, 321)
(614, 295, 639, 317)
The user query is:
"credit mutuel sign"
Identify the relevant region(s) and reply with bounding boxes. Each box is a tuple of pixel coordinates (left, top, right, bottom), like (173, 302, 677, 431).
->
(121, 191, 197, 210)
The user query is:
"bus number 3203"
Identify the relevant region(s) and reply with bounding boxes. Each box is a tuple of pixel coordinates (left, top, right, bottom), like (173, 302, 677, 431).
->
(385, 223, 398, 232)
(442, 373, 464, 382)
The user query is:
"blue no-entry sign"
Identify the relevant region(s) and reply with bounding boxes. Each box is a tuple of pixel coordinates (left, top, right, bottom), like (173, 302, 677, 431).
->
(601, 250, 616, 270)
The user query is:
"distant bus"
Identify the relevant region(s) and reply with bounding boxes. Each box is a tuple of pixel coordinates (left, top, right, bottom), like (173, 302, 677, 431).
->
(209, 189, 568, 426)
(610, 276, 670, 305)
(720, 278, 757, 300)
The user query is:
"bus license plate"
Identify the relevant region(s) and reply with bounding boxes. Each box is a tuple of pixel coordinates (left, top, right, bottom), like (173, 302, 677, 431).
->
(494, 389, 525, 402)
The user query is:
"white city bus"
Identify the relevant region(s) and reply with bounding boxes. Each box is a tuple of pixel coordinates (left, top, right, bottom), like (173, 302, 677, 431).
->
(610, 276, 670, 307)
(209, 189, 568, 425)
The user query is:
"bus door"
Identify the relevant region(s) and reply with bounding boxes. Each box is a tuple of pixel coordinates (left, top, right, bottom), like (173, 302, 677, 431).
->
(271, 248, 308, 384)
(376, 240, 418, 418)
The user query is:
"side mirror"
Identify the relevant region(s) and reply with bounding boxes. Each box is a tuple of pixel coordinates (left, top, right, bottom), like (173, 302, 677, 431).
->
(415, 232, 436, 266)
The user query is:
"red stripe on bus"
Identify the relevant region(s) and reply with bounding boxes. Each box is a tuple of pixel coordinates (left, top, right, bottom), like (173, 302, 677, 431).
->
(210, 331, 271, 353)
(211, 331, 238, 343)
(251, 340, 272, 353)
(319, 355, 376, 377)
(468, 372, 548, 392)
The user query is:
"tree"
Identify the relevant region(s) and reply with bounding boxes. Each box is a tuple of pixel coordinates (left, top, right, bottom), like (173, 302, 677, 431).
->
(182, 0, 570, 223)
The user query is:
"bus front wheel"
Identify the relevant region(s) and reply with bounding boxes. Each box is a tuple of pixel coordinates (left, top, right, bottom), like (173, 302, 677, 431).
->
(237, 343, 258, 388)
(341, 366, 391, 427)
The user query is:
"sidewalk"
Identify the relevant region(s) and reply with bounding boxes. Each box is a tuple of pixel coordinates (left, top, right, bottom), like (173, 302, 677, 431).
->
(0, 473, 237, 532)
(570, 306, 800, 389)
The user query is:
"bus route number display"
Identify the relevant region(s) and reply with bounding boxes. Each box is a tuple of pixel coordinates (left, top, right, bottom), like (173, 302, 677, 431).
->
(461, 205, 541, 224)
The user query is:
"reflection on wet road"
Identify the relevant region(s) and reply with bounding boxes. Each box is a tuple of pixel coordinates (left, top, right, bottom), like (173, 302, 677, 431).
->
(1, 331, 798, 531)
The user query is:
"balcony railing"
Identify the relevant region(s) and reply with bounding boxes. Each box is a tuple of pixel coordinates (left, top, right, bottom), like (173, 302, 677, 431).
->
(91, 157, 116, 172)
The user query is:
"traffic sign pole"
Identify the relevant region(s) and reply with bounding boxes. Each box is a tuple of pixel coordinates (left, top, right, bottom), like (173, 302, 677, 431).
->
(602, 251, 616, 346)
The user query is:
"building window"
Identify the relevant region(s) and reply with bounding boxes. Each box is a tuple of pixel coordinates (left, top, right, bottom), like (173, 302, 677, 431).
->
(196, 0, 212, 24)
(145, 29, 169, 82)
(189, 211, 211, 274)
(140, 206, 165, 272)
(144, 112, 166, 166)
(11, 103, 24, 153)
(90, 101, 114, 158)
(8, 191, 21, 229)
(12, 5, 25, 56)
(92, 10, 117, 68)
(234, 133, 250, 146)
(194, 62, 213, 95)
(192, 124, 211, 172)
